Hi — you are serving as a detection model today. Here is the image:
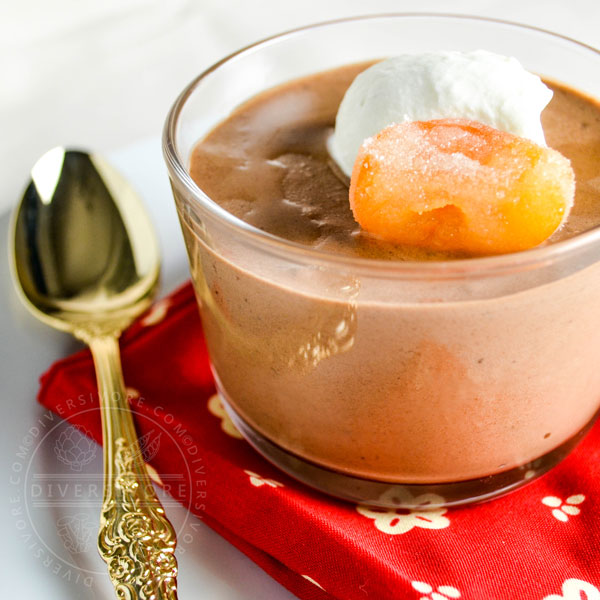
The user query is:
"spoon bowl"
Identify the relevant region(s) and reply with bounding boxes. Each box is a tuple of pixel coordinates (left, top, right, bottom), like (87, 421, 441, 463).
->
(11, 147, 178, 599)
(12, 147, 159, 337)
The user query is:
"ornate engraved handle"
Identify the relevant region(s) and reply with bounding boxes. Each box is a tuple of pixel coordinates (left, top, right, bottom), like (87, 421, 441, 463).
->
(89, 335, 178, 600)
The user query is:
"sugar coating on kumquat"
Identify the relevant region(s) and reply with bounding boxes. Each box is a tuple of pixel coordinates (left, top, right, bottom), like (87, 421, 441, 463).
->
(348, 119, 575, 255)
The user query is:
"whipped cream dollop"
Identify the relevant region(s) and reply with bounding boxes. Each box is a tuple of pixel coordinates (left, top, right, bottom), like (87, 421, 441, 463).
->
(329, 50, 553, 177)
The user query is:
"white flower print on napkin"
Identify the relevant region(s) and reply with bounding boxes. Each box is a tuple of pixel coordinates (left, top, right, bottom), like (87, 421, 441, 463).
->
(140, 298, 171, 326)
(543, 578, 600, 600)
(412, 580, 461, 600)
(542, 494, 585, 522)
(207, 393, 243, 439)
(302, 575, 325, 590)
(244, 470, 283, 488)
(125, 386, 141, 400)
(357, 489, 450, 535)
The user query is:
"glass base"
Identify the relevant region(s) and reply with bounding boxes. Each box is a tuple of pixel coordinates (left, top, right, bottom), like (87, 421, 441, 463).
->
(220, 393, 597, 508)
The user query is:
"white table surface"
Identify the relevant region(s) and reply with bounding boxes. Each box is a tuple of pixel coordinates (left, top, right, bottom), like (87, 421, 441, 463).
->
(1, 1, 599, 598)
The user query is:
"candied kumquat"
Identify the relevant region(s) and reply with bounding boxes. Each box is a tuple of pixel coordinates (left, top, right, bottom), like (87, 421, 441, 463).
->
(349, 119, 575, 255)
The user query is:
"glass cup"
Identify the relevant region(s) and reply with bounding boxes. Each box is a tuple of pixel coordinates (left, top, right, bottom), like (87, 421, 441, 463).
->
(163, 14, 600, 507)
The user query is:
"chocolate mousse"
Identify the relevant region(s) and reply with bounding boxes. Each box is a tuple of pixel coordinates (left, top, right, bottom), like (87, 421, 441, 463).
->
(183, 61, 600, 486)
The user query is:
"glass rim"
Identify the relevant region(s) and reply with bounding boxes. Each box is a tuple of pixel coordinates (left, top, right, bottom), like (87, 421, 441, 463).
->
(163, 12, 600, 278)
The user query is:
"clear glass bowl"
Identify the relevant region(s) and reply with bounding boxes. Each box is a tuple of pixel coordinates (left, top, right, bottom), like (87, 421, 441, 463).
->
(163, 14, 600, 507)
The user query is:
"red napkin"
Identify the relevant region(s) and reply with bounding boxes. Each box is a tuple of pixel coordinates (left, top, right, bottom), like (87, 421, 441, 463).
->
(38, 282, 600, 600)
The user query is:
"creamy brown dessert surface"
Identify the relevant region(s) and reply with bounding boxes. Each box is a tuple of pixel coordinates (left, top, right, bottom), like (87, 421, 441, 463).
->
(190, 63, 600, 260)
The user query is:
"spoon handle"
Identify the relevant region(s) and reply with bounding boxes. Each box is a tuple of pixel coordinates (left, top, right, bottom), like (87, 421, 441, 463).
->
(89, 335, 178, 600)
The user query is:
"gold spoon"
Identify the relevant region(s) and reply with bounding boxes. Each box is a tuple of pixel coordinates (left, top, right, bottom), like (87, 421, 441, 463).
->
(10, 147, 178, 599)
